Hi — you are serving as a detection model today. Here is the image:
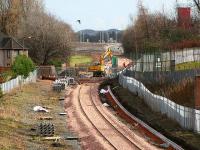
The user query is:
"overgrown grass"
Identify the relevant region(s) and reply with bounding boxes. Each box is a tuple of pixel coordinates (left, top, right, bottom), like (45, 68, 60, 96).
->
(176, 61, 200, 70)
(146, 78, 194, 108)
(162, 79, 194, 107)
(0, 81, 72, 150)
(69, 55, 93, 67)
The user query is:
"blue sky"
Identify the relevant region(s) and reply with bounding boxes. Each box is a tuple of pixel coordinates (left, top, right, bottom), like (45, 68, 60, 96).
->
(44, 0, 190, 31)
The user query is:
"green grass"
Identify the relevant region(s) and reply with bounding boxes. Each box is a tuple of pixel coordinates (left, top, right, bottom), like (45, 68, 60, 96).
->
(176, 61, 200, 70)
(69, 55, 93, 67)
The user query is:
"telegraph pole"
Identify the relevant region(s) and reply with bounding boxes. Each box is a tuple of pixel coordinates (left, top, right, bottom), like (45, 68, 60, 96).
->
(82, 31, 84, 42)
(102, 31, 104, 43)
(99, 31, 101, 43)
(77, 20, 81, 42)
(107, 32, 109, 43)
(116, 31, 118, 43)
(80, 31, 82, 42)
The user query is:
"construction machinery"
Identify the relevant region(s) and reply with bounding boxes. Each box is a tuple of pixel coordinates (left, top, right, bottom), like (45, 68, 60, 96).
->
(88, 48, 113, 77)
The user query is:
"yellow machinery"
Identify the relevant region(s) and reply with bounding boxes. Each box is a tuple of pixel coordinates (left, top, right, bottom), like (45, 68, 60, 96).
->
(88, 48, 112, 76)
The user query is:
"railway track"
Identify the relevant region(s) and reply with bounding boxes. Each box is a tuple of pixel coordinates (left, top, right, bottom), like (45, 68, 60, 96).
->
(89, 85, 144, 149)
(106, 86, 184, 150)
(78, 84, 141, 150)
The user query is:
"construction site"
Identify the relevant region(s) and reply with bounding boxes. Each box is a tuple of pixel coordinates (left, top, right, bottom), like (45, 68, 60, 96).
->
(1, 42, 199, 150)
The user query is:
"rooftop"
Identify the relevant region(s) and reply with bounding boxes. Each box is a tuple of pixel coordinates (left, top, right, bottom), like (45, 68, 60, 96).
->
(0, 33, 27, 50)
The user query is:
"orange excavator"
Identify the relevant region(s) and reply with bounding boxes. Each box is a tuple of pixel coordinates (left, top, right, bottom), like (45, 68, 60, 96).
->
(88, 48, 112, 77)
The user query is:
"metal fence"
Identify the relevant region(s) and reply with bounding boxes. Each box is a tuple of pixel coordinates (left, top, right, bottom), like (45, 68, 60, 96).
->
(0, 70, 37, 94)
(124, 69, 200, 84)
(124, 48, 200, 84)
(131, 48, 200, 72)
(118, 72, 200, 133)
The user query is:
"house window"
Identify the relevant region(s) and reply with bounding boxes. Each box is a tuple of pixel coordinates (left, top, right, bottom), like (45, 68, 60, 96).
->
(7, 50, 11, 59)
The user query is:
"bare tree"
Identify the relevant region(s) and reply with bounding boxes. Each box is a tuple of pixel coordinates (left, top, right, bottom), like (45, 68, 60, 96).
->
(0, 0, 75, 65)
(122, 3, 200, 54)
(0, 0, 36, 36)
(23, 3, 74, 64)
(193, 0, 200, 12)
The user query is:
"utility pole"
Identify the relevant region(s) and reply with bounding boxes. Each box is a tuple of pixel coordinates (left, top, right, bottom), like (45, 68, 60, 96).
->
(99, 31, 101, 43)
(107, 32, 109, 43)
(102, 31, 104, 43)
(77, 20, 81, 43)
(82, 31, 84, 42)
(80, 31, 82, 42)
(115, 31, 118, 43)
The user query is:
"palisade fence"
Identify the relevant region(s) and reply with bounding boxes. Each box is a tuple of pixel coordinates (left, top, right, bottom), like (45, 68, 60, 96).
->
(0, 70, 37, 94)
(118, 71, 200, 133)
(124, 69, 200, 84)
(133, 48, 200, 72)
(121, 48, 200, 85)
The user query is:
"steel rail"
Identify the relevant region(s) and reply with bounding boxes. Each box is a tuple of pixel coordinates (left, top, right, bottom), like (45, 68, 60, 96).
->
(89, 85, 141, 150)
(78, 86, 117, 150)
(107, 86, 184, 150)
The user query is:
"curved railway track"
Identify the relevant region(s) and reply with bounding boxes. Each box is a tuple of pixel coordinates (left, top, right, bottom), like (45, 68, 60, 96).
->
(78, 84, 141, 150)
(89, 85, 143, 149)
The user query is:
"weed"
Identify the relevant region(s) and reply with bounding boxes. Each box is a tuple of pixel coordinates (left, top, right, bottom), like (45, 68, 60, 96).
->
(146, 78, 194, 108)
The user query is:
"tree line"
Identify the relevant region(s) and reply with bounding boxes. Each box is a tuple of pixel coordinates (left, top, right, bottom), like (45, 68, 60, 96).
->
(122, 1, 200, 55)
(0, 0, 75, 65)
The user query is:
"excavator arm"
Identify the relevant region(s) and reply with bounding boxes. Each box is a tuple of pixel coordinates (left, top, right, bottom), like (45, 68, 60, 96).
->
(88, 48, 113, 77)
(100, 48, 113, 65)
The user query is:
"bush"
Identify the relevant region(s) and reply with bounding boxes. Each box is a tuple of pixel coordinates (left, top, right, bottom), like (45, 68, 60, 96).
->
(12, 55, 35, 78)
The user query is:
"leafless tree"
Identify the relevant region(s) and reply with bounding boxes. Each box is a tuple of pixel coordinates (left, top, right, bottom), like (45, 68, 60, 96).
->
(22, 2, 74, 64)
(122, 3, 200, 55)
(0, 0, 75, 65)
(193, 0, 200, 12)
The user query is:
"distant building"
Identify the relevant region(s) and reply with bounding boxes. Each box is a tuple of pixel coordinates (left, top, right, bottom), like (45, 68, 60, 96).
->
(0, 33, 28, 68)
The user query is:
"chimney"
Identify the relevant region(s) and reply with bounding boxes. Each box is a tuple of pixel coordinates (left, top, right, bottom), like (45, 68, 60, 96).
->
(177, 7, 191, 29)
